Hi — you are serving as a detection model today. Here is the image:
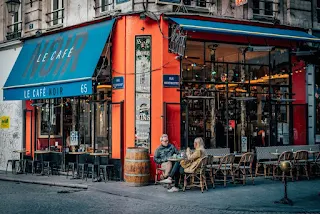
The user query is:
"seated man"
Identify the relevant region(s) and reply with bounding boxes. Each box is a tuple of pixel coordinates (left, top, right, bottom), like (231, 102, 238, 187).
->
(154, 134, 178, 179)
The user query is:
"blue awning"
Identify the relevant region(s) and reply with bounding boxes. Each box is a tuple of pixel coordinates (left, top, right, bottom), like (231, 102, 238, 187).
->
(3, 19, 115, 100)
(170, 17, 320, 42)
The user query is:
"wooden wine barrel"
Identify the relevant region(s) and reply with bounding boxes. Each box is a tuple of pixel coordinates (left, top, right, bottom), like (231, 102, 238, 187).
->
(124, 147, 150, 186)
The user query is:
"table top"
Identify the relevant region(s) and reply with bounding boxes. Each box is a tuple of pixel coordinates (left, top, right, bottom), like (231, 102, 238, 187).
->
(69, 152, 88, 155)
(34, 150, 51, 154)
(213, 154, 243, 159)
(271, 151, 318, 156)
(13, 150, 28, 153)
(90, 153, 109, 156)
(34, 150, 61, 154)
(168, 158, 184, 162)
(307, 151, 319, 154)
(50, 151, 62, 154)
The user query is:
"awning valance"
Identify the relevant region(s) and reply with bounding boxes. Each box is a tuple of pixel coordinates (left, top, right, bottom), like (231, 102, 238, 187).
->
(170, 17, 320, 42)
(3, 19, 115, 100)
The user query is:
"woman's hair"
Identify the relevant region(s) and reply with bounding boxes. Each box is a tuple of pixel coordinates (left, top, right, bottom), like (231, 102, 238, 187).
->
(194, 137, 204, 148)
(194, 137, 207, 156)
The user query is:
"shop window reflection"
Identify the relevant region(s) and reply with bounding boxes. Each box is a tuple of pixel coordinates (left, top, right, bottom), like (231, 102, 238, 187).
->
(79, 99, 91, 148)
(181, 41, 292, 150)
(95, 87, 111, 152)
(39, 99, 61, 136)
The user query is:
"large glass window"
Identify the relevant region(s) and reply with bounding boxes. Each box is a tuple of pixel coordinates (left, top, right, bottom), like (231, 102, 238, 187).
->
(39, 99, 62, 136)
(95, 87, 111, 151)
(181, 41, 291, 151)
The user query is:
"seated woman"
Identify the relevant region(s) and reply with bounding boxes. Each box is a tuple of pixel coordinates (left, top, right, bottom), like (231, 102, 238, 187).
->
(160, 137, 207, 193)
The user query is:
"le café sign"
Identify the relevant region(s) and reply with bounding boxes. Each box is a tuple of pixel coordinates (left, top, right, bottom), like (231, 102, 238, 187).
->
(3, 20, 114, 101)
(235, 0, 247, 6)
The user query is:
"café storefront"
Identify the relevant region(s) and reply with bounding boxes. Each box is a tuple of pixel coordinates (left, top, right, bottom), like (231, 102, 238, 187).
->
(3, 13, 320, 180)
(2, 18, 122, 171)
(163, 16, 320, 152)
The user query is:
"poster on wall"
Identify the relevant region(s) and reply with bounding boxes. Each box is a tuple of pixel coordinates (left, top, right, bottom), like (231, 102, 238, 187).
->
(135, 36, 151, 151)
(70, 131, 79, 146)
(278, 123, 289, 145)
(0, 116, 10, 129)
(241, 136, 247, 153)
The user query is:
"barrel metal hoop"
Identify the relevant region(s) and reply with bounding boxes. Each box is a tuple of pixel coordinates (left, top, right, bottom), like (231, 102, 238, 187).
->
(125, 159, 150, 162)
(125, 173, 149, 177)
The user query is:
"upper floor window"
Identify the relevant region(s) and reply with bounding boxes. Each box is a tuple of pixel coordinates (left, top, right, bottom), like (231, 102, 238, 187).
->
(100, 0, 113, 12)
(52, 0, 64, 25)
(6, 4, 22, 41)
(46, 0, 64, 26)
(183, 0, 206, 8)
(253, 0, 276, 17)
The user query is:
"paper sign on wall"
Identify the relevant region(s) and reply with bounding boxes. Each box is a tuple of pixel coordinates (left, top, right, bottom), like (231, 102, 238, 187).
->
(241, 136, 248, 152)
(70, 131, 79, 146)
(0, 116, 10, 129)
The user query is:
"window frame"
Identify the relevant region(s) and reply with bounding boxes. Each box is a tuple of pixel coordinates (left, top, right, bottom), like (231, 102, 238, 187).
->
(37, 99, 63, 138)
(51, 0, 64, 26)
(100, 0, 113, 13)
(6, 3, 22, 40)
(252, 0, 277, 17)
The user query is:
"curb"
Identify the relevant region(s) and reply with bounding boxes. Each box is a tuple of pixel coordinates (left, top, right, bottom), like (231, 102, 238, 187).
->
(0, 177, 88, 189)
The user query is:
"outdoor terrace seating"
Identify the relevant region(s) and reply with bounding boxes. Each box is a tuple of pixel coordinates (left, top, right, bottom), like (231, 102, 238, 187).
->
(255, 145, 320, 178)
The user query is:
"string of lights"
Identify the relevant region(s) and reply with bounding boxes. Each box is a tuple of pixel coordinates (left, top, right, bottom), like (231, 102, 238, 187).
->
(111, 58, 178, 75)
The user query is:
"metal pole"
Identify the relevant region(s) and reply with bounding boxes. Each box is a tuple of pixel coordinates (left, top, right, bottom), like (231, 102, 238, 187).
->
(48, 101, 51, 150)
(226, 63, 229, 149)
(268, 51, 272, 146)
(120, 101, 124, 181)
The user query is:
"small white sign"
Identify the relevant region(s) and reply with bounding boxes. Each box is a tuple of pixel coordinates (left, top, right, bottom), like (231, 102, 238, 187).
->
(241, 136, 248, 153)
(70, 131, 79, 146)
(236, 0, 247, 6)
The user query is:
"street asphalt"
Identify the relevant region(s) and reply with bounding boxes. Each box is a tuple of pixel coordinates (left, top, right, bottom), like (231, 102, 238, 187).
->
(0, 180, 319, 214)
(0, 170, 320, 214)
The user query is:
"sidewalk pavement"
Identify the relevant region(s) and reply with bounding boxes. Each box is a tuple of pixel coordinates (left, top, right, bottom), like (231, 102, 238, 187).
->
(1, 171, 320, 213)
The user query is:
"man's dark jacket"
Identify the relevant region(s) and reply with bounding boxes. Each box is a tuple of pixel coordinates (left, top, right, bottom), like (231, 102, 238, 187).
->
(154, 143, 178, 164)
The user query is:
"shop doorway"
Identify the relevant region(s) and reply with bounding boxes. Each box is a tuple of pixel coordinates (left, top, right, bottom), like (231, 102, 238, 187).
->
(164, 102, 181, 149)
(292, 104, 308, 145)
(23, 109, 33, 157)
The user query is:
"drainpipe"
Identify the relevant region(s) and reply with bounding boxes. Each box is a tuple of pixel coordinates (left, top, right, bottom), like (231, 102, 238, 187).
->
(311, 0, 314, 29)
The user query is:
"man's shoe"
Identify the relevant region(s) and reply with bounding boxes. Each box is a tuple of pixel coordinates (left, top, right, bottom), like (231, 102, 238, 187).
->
(168, 187, 179, 193)
(160, 178, 172, 184)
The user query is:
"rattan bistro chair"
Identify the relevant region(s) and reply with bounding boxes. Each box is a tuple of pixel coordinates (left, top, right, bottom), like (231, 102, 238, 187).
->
(205, 155, 215, 188)
(310, 152, 320, 176)
(293, 150, 309, 180)
(182, 156, 208, 193)
(232, 152, 255, 185)
(272, 151, 294, 182)
(213, 154, 235, 188)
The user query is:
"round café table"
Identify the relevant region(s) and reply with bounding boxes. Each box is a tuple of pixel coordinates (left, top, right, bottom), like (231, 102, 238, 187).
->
(68, 152, 88, 179)
(90, 153, 109, 181)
